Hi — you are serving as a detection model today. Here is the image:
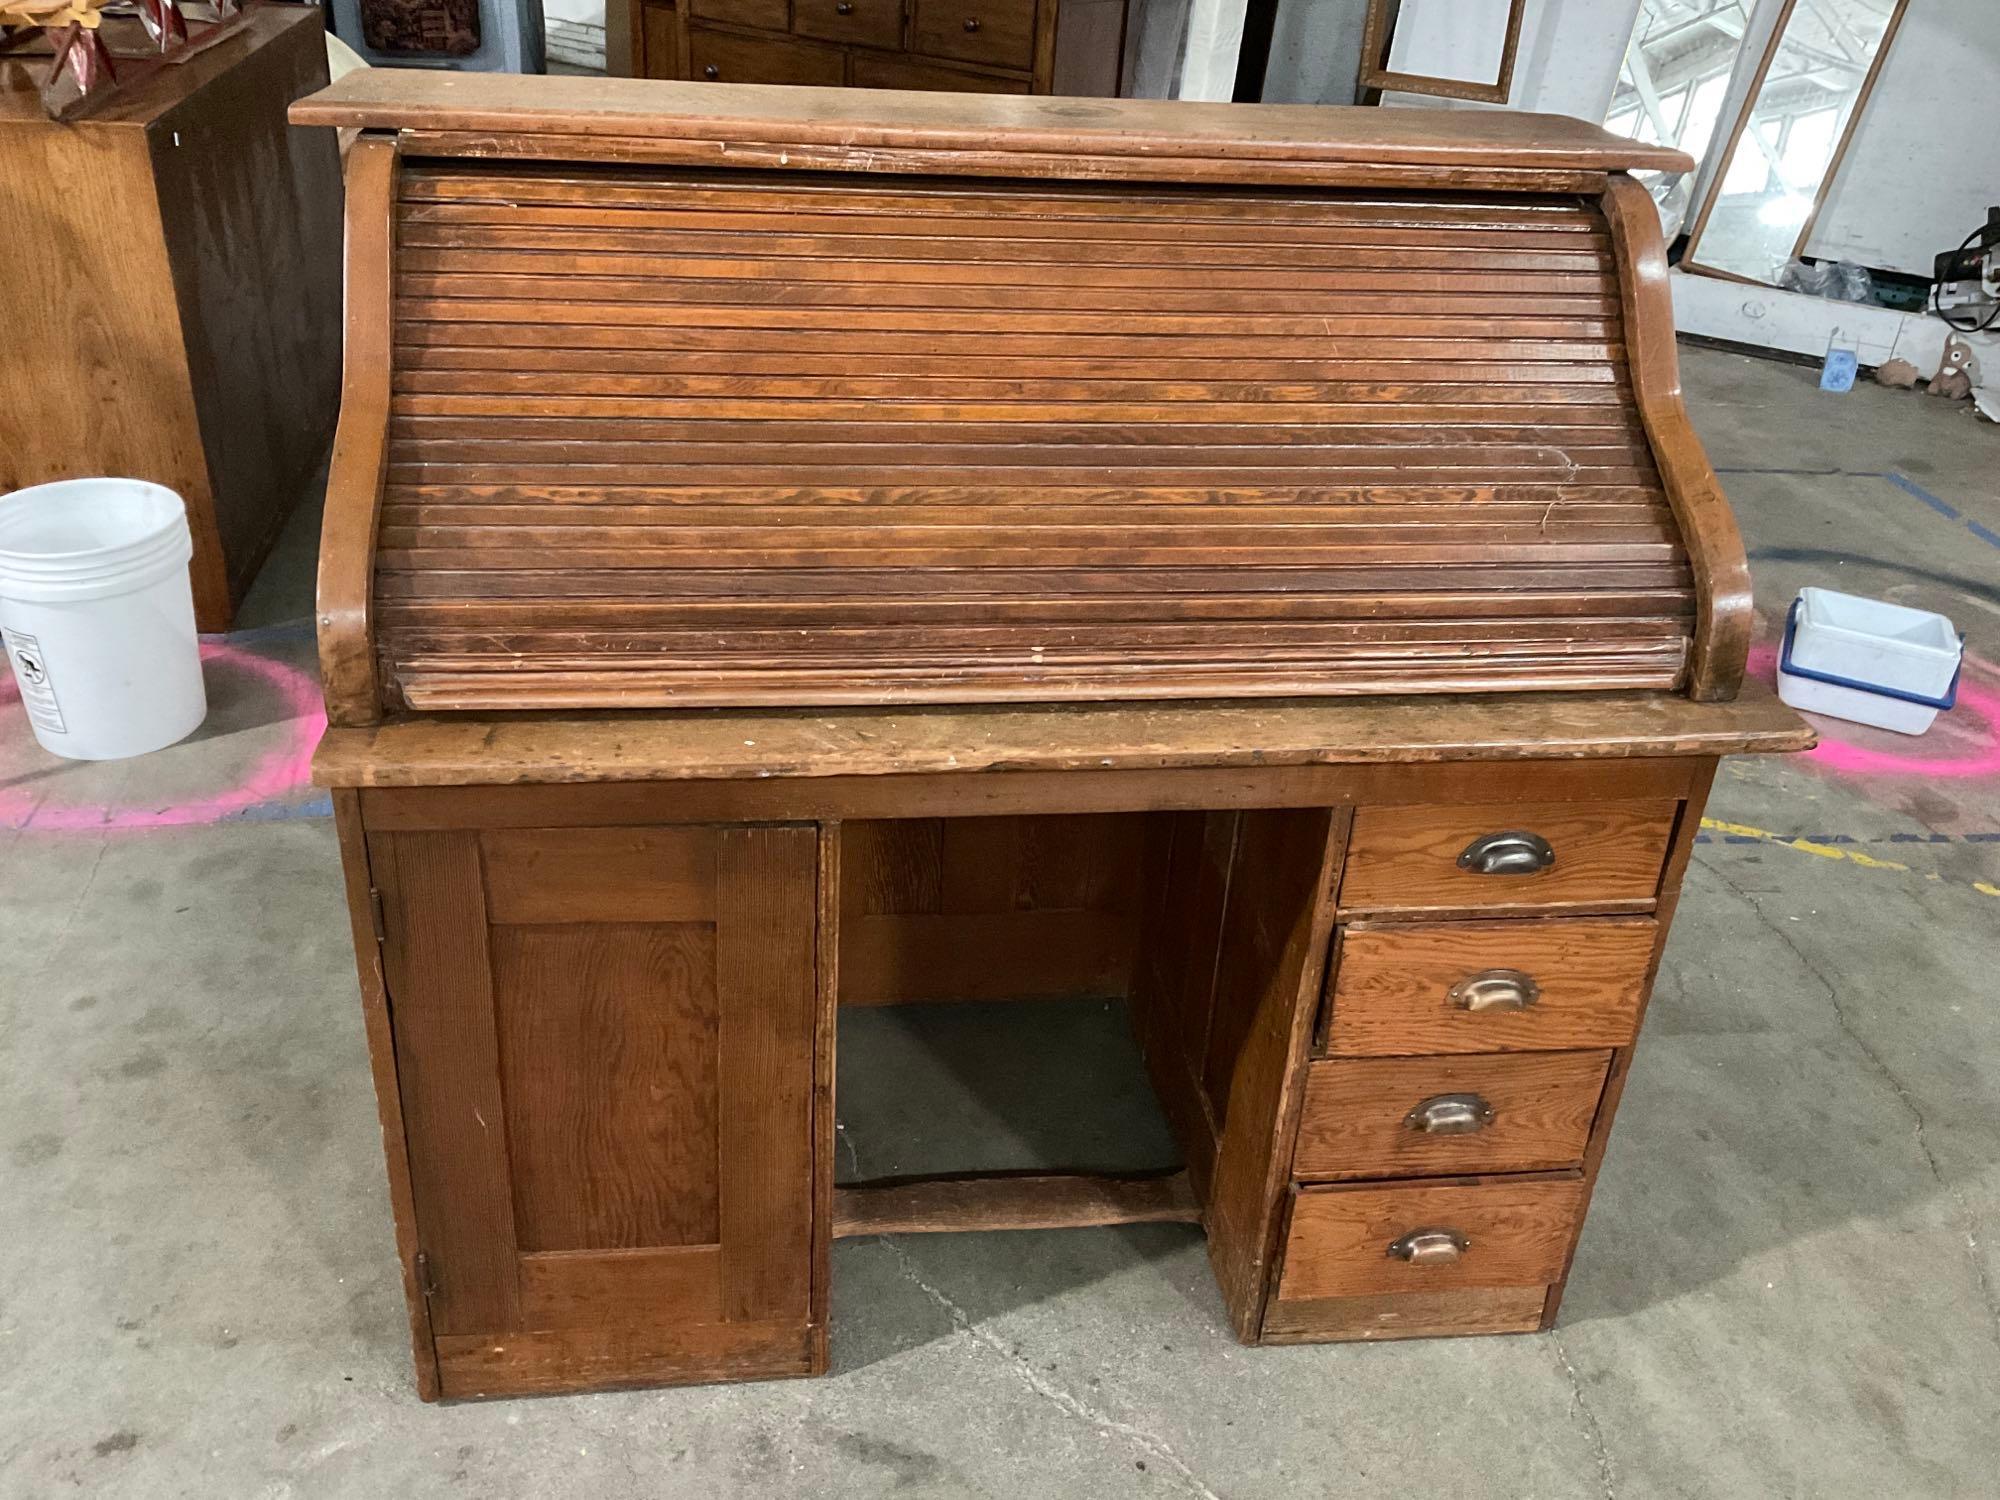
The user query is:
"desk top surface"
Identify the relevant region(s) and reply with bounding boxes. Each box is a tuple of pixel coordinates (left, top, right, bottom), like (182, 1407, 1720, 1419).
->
(291, 73, 1694, 176)
(314, 684, 1811, 788)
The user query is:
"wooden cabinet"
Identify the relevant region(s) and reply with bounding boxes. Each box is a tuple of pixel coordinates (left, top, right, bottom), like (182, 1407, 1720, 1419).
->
(621, 0, 1122, 94)
(0, 7, 342, 630)
(367, 820, 823, 1398)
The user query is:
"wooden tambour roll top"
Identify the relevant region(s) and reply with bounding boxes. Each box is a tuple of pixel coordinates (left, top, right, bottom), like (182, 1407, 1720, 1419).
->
(294, 75, 1746, 725)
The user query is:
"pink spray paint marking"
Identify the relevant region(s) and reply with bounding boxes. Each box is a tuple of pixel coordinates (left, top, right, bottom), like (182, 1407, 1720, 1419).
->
(0, 640, 324, 832)
(1751, 642, 2000, 781)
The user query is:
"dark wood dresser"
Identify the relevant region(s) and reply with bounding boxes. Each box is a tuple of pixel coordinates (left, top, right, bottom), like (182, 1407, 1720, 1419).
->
(609, 0, 1126, 96)
(293, 76, 1811, 1400)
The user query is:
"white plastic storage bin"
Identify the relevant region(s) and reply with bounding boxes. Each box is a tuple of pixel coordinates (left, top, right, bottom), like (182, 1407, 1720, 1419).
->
(1777, 588, 1963, 735)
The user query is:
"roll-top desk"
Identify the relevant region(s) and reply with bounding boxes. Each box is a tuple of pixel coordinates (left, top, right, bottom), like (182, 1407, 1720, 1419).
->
(295, 75, 1810, 1401)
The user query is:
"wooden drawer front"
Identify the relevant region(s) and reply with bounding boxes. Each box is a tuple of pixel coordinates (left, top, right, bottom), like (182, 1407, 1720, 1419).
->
(1340, 800, 1678, 916)
(689, 0, 789, 29)
(913, 0, 1035, 70)
(851, 52, 1028, 89)
(1325, 917, 1657, 1056)
(1294, 1051, 1610, 1181)
(1277, 1178, 1584, 1302)
(793, 0, 903, 49)
(689, 25, 845, 83)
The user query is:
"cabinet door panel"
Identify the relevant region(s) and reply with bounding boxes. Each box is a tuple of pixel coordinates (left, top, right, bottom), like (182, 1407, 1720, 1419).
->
(372, 820, 820, 1397)
(492, 922, 720, 1250)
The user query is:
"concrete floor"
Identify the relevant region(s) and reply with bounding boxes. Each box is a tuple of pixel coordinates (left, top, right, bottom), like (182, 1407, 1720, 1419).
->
(3, 346, 1998, 1498)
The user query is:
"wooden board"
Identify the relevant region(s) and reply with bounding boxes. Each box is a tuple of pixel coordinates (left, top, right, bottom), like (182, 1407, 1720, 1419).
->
(1292, 1050, 1611, 1180)
(368, 815, 823, 1399)
(1276, 1177, 1585, 1302)
(1338, 798, 1679, 916)
(1322, 916, 1658, 1056)
(292, 73, 1695, 176)
(837, 814, 1144, 1004)
(348, 159, 1705, 713)
(313, 684, 1811, 788)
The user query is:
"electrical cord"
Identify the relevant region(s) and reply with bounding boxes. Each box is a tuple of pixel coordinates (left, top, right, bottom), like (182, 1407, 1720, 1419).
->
(1933, 220, 2000, 333)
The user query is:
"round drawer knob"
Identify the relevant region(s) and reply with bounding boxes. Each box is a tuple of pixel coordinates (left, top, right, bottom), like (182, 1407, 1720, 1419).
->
(836, 2, 853, 12)
(1388, 1228, 1468, 1265)
(963, 16, 981, 30)
(703, 63, 720, 78)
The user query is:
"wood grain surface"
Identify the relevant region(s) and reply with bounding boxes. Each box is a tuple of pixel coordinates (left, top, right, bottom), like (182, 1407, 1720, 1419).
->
(831, 1170, 1199, 1236)
(291, 74, 1694, 176)
(1338, 798, 1679, 916)
(313, 685, 1810, 789)
(1323, 916, 1659, 1056)
(356, 163, 1701, 711)
(1261, 1285, 1547, 1342)
(1292, 1050, 1611, 1180)
(1276, 1176, 1584, 1302)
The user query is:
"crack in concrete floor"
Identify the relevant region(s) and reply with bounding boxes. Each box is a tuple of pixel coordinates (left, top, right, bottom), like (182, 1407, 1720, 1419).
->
(1698, 851, 2000, 1350)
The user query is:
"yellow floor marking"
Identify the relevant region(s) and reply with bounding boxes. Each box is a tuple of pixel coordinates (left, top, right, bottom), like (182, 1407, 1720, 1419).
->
(1701, 817, 2000, 898)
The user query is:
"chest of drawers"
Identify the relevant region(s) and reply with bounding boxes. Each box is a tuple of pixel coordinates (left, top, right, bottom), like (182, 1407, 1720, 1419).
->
(617, 0, 1127, 97)
(293, 77, 1810, 1400)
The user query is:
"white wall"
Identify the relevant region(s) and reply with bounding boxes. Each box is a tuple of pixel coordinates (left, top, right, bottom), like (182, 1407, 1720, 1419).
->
(1804, 0, 2000, 277)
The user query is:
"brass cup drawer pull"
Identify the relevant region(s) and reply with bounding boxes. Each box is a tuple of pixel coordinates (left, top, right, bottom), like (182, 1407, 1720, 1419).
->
(1405, 1092, 1494, 1134)
(1446, 968, 1541, 1013)
(1457, 830, 1555, 876)
(1387, 1228, 1469, 1265)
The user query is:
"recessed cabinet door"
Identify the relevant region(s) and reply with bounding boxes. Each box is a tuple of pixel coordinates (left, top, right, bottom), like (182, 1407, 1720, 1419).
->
(372, 823, 821, 1398)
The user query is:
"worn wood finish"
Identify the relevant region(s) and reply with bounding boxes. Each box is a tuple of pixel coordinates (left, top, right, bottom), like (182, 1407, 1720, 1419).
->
(1293, 1050, 1611, 1180)
(1322, 917, 1658, 1057)
(352, 758, 1701, 828)
(435, 1318, 814, 1399)
(320, 133, 400, 728)
(294, 76, 1693, 173)
(1261, 1285, 1548, 1343)
(368, 814, 822, 1398)
(1338, 798, 1680, 916)
(2, 6, 342, 630)
(364, 165, 1696, 711)
(1276, 1176, 1585, 1303)
(1128, 806, 1348, 1340)
(298, 79, 1804, 1396)
(1601, 176, 1751, 702)
(312, 686, 1810, 789)
(838, 815, 1144, 1004)
(329, 792, 440, 1399)
(831, 1170, 1199, 1236)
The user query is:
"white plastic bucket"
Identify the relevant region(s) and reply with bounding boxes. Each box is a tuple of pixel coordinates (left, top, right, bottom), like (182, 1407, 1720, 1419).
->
(0, 478, 207, 761)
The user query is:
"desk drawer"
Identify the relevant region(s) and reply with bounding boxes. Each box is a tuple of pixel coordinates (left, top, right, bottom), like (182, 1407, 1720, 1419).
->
(1339, 800, 1679, 916)
(689, 0, 790, 28)
(1324, 917, 1658, 1056)
(689, 25, 846, 83)
(851, 53, 1027, 89)
(913, 0, 1035, 69)
(793, 0, 903, 49)
(1276, 1178, 1584, 1303)
(1294, 1051, 1610, 1181)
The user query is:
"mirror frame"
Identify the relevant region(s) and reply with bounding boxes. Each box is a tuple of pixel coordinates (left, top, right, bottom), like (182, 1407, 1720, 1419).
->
(1681, 0, 1910, 285)
(1356, 0, 1528, 105)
